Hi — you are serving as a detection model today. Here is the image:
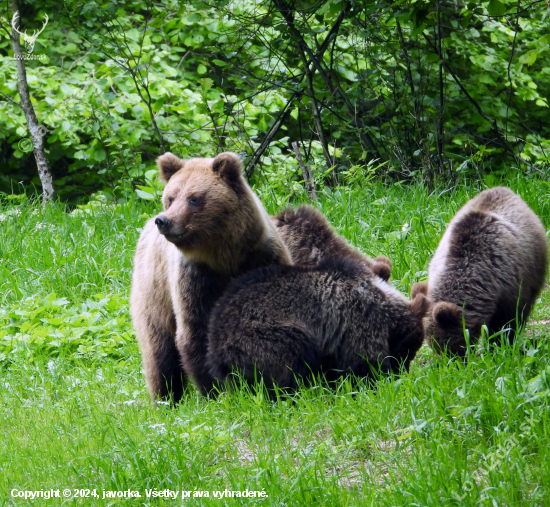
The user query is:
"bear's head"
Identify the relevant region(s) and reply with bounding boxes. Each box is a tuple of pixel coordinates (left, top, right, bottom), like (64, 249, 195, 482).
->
(409, 283, 479, 356)
(423, 301, 480, 356)
(154, 152, 257, 254)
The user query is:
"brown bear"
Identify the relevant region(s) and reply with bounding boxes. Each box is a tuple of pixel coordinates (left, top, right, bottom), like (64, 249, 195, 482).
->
(412, 186, 548, 356)
(206, 256, 430, 395)
(273, 205, 392, 281)
(130, 152, 291, 402)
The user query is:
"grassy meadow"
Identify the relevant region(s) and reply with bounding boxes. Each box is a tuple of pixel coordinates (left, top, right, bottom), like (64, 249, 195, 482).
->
(1, 176, 549, 506)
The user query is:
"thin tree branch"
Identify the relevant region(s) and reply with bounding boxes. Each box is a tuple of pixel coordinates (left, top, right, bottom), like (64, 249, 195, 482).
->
(61, 1, 167, 153)
(244, 91, 298, 178)
(292, 141, 317, 200)
(436, 1, 445, 175)
(272, 0, 382, 160)
(458, 127, 543, 173)
(244, 2, 351, 177)
(0, 89, 22, 109)
(298, 43, 333, 172)
(67, 50, 91, 72)
(423, 31, 538, 172)
(0, 17, 10, 36)
(505, 0, 520, 140)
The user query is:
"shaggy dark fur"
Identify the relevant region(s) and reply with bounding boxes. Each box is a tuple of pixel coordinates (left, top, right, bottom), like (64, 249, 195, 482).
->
(273, 205, 392, 281)
(417, 186, 548, 355)
(206, 257, 429, 395)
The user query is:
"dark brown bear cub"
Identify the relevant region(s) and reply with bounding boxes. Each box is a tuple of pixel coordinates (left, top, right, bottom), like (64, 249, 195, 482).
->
(412, 186, 548, 356)
(206, 256, 429, 394)
(274, 205, 392, 280)
(131, 152, 291, 402)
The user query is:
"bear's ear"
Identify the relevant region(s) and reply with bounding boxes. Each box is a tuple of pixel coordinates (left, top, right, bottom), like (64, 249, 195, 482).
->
(411, 281, 428, 298)
(372, 256, 392, 282)
(409, 293, 432, 319)
(212, 152, 243, 183)
(157, 152, 185, 183)
(433, 302, 462, 329)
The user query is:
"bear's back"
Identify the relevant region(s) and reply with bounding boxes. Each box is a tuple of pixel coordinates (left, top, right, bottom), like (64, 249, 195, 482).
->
(429, 187, 547, 297)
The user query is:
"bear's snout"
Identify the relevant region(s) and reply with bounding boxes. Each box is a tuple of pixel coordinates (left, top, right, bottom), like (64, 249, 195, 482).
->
(155, 215, 190, 244)
(155, 215, 170, 232)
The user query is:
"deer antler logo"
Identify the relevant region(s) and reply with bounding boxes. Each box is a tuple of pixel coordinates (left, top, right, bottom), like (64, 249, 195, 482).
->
(11, 11, 49, 54)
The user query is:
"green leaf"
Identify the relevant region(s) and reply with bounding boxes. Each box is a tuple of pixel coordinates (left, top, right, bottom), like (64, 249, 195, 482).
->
(132, 104, 144, 117)
(74, 150, 90, 160)
(519, 50, 538, 66)
(487, 0, 506, 16)
(60, 83, 72, 95)
(186, 13, 201, 23)
(94, 148, 106, 162)
(411, 22, 426, 37)
(200, 78, 213, 91)
(127, 28, 139, 41)
(153, 97, 168, 112)
(197, 64, 207, 75)
(160, 62, 178, 77)
(136, 189, 155, 200)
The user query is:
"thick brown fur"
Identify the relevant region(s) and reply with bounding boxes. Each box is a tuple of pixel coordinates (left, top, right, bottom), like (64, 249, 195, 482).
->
(131, 152, 291, 402)
(420, 187, 548, 356)
(206, 256, 429, 395)
(273, 205, 392, 281)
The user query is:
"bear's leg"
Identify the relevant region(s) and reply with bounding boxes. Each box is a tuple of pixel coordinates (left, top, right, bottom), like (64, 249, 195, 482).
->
(179, 327, 218, 397)
(411, 281, 428, 298)
(149, 327, 186, 403)
(131, 225, 187, 403)
(135, 310, 186, 403)
(207, 322, 321, 396)
(174, 263, 229, 396)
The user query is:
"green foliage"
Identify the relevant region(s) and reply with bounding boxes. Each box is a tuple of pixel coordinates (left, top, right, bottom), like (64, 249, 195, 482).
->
(1, 1, 549, 199)
(0, 292, 133, 361)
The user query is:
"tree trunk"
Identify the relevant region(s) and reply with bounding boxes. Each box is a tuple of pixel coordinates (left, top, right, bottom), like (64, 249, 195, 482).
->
(10, 0, 54, 205)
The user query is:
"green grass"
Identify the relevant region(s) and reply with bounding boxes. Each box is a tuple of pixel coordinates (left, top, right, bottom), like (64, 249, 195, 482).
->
(0, 177, 549, 506)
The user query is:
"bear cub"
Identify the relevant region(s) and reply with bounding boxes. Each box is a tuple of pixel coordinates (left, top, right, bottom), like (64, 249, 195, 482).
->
(206, 256, 430, 395)
(131, 152, 291, 402)
(412, 186, 548, 356)
(274, 205, 392, 280)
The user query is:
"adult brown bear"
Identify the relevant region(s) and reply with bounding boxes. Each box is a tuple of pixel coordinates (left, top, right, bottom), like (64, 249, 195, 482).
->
(131, 152, 291, 402)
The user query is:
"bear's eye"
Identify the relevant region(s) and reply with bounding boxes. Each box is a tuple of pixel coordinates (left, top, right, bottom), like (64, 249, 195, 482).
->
(167, 197, 174, 206)
(188, 196, 201, 207)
